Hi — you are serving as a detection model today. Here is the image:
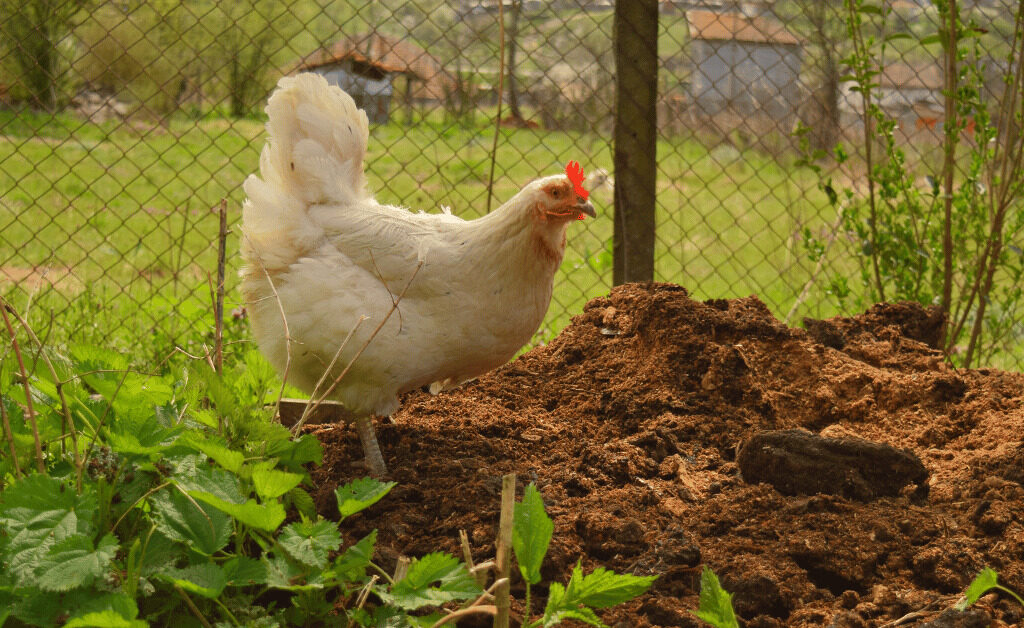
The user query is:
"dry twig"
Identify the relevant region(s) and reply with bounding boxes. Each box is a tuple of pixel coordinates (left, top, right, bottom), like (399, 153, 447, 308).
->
(2, 303, 81, 482)
(0, 366, 22, 478)
(0, 299, 44, 473)
(494, 473, 516, 628)
(242, 232, 294, 421)
(297, 260, 424, 430)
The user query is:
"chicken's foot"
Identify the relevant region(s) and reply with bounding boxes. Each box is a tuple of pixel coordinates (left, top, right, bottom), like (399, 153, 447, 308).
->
(354, 415, 387, 477)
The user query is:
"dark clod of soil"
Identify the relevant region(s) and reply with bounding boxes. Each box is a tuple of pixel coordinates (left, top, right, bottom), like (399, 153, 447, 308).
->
(917, 608, 993, 628)
(308, 283, 1024, 627)
(736, 429, 929, 501)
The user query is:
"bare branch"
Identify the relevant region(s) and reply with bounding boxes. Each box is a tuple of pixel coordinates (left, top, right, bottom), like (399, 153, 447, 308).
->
(0, 299, 44, 473)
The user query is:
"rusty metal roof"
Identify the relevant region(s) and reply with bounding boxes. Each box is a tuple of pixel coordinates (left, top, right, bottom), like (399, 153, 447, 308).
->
(294, 32, 454, 100)
(686, 10, 801, 46)
(878, 62, 944, 91)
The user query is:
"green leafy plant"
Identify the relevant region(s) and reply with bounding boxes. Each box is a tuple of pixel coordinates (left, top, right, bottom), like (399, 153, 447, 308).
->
(691, 566, 739, 628)
(956, 567, 1024, 611)
(510, 482, 656, 627)
(0, 329, 486, 626)
(798, 0, 1024, 367)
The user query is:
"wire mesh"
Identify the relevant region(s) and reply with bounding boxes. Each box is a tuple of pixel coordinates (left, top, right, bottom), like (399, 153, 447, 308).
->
(0, 0, 1020, 369)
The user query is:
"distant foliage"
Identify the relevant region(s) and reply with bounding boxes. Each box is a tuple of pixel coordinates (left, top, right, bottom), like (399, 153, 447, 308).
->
(74, 2, 184, 116)
(0, 0, 84, 109)
(798, 0, 1024, 367)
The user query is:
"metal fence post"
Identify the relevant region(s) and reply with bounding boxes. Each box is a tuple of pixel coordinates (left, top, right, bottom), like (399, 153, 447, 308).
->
(612, 0, 658, 285)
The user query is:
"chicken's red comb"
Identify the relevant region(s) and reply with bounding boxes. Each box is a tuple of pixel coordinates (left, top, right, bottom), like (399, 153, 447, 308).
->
(565, 160, 589, 201)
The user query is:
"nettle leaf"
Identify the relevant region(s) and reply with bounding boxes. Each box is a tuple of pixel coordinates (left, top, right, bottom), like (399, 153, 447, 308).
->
(151, 488, 232, 555)
(188, 492, 286, 532)
(224, 556, 268, 587)
(177, 465, 245, 503)
(182, 433, 244, 473)
(957, 567, 1000, 611)
(64, 610, 147, 628)
(263, 552, 327, 591)
(542, 598, 603, 628)
(138, 531, 182, 577)
(542, 563, 656, 626)
(73, 347, 173, 425)
(107, 413, 182, 457)
(541, 582, 569, 627)
(0, 474, 95, 532)
(35, 533, 119, 592)
(512, 483, 553, 585)
(335, 477, 397, 520)
(267, 433, 323, 469)
(569, 566, 656, 609)
(381, 552, 481, 610)
(335, 530, 377, 583)
(13, 591, 140, 628)
(63, 592, 144, 628)
(288, 487, 317, 520)
(692, 566, 739, 628)
(278, 519, 342, 569)
(0, 475, 97, 586)
(252, 467, 303, 500)
(157, 563, 228, 599)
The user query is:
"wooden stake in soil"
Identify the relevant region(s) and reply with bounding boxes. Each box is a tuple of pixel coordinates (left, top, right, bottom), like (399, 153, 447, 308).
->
(493, 473, 516, 628)
(393, 555, 410, 583)
(214, 199, 228, 374)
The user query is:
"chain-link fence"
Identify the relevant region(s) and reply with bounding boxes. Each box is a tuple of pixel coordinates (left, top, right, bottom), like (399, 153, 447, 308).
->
(1, 0, 1021, 369)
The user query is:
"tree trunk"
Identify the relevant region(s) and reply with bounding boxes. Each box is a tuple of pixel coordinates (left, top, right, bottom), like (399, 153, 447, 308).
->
(507, 0, 522, 121)
(612, 0, 658, 285)
(808, 0, 841, 152)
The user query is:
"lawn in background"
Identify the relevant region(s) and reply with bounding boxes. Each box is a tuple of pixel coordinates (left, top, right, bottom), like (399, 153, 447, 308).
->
(1, 106, 841, 367)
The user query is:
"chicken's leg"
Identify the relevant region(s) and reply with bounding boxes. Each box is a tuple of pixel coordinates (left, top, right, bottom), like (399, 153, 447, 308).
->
(354, 416, 387, 477)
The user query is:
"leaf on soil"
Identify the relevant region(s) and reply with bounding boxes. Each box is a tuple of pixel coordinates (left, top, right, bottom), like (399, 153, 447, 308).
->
(512, 482, 554, 585)
(379, 552, 481, 610)
(568, 565, 656, 609)
(335, 477, 396, 520)
(692, 566, 740, 628)
(957, 567, 999, 611)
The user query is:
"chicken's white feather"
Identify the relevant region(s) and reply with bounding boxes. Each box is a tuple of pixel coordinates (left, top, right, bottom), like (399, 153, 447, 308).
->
(241, 73, 588, 423)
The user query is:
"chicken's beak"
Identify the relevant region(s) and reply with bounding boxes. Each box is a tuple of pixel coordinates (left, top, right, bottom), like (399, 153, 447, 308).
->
(576, 199, 596, 219)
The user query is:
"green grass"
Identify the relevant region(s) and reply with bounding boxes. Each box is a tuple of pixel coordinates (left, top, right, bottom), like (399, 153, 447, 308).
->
(0, 106, 838, 365)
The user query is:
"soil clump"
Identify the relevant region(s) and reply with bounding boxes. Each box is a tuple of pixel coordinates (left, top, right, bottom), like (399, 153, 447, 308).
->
(309, 283, 1024, 626)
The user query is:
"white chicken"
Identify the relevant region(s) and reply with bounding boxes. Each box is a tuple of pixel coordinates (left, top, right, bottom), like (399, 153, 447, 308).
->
(241, 73, 595, 476)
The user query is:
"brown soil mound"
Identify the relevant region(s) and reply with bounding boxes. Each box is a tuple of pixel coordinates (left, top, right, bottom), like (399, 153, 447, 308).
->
(308, 283, 1024, 627)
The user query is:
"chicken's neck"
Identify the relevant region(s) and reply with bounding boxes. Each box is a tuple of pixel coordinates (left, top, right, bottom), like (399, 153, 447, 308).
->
(470, 195, 569, 279)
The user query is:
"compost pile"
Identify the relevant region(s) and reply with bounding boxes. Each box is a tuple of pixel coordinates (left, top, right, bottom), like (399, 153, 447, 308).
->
(309, 283, 1024, 627)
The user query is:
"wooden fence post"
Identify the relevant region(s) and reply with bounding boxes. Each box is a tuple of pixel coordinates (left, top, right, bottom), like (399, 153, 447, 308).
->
(613, 0, 658, 285)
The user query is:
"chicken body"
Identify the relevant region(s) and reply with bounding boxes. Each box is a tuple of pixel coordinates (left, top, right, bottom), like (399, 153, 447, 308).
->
(241, 74, 594, 475)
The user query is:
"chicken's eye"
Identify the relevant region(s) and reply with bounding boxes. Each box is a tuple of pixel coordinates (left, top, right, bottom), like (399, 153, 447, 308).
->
(551, 189, 561, 198)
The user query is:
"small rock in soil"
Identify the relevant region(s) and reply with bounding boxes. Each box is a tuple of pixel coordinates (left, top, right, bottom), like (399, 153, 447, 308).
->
(918, 608, 992, 628)
(826, 611, 868, 628)
(736, 429, 929, 500)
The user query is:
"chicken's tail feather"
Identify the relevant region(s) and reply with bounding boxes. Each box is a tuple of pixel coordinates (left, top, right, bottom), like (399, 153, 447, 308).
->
(242, 73, 370, 273)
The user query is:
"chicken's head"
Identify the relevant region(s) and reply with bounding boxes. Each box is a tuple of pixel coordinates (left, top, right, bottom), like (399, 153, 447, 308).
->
(526, 162, 597, 224)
